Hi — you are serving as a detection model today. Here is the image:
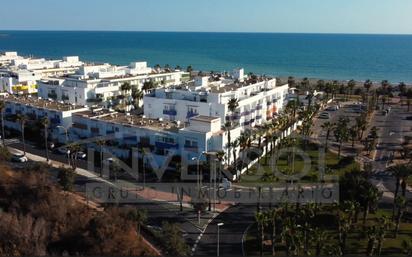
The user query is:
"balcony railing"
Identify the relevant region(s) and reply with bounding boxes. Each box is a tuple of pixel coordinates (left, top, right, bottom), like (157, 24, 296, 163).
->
(186, 111, 198, 118)
(48, 93, 57, 99)
(163, 109, 177, 116)
(50, 117, 60, 124)
(184, 144, 198, 152)
(155, 141, 179, 149)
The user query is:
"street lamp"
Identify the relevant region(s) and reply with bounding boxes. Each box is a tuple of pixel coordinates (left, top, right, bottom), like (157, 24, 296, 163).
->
(192, 151, 207, 192)
(217, 222, 224, 257)
(56, 125, 70, 166)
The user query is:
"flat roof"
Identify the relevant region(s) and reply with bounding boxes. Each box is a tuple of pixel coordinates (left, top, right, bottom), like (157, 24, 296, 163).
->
(74, 110, 183, 133)
(190, 115, 220, 122)
(3, 95, 87, 112)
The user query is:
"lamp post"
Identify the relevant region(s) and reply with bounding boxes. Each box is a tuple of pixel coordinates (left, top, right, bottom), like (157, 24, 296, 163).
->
(203, 151, 217, 212)
(217, 222, 224, 256)
(192, 151, 207, 193)
(56, 125, 70, 166)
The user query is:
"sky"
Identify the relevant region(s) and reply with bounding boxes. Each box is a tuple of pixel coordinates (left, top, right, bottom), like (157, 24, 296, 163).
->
(1, 0, 412, 34)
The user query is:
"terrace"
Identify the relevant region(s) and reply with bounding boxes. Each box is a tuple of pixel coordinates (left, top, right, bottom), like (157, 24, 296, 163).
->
(3, 95, 86, 112)
(74, 110, 184, 133)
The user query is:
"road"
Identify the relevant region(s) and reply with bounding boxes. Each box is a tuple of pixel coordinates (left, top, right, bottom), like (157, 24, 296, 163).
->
(194, 204, 255, 256)
(368, 103, 412, 201)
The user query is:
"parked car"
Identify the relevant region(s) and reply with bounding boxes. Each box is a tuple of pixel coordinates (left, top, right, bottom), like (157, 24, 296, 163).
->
(55, 147, 70, 155)
(319, 112, 330, 119)
(75, 151, 87, 159)
(10, 149, 28, 163)
(325, 106, 338, 111)
(219, 178, 232, 190)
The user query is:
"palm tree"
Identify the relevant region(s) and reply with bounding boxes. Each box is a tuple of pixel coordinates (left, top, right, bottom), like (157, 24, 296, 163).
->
(387, 164, 412, 220)
(333, 117, 350, 158)
(321, 122, 335, 149)
(399, 82, 407, 95)
(126, 208, 147, 238)
(366, 225, 378, 256)
(142, 80, 155, 92)
(349, 126, 358, 148)
(0, 100, 5, 146)
(394, 196, 407, 238)
(267, 208, 281, 256)
(376, 216, 391, 256)
(238, 131, 251, 173)
(226, 98, 239, 166)
(316, 79, 325, 91)
(362, 184, 382, 226)
(347, 79, 356, 100)
(355, 113, 367, 140)
(255, 211, 268, 257)
(402, 239, 412, 256)
(364, 79, 373, 93)
(40, 117, 50, 162)
(313, 227, 328, 256)
(16, 114, 27, 156)
(131, 87, 144, 109)
(120, 82, 132, 111)
(222, 122, 232, 165)
(287, 76, 296, 88)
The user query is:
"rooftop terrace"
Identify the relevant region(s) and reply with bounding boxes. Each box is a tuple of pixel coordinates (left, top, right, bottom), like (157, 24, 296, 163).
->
(3, 95, 87, 112)
(74, 109, 184, 133)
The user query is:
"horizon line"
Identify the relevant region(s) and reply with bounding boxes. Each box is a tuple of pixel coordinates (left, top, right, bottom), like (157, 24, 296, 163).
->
(0, 29, 412, 36)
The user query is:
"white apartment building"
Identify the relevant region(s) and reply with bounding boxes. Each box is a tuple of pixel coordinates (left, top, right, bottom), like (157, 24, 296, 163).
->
(37, 62, 190, 107)
(70, 109, 235, 165)
(0, 52, 83, 94)
(144, 75, 289, 130)
(2, 95, 88, 135)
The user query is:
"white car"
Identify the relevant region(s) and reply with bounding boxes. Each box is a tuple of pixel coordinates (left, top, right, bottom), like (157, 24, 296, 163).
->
(219, 178, 232, 190)
(319, 112, 330, 119)
(326, 105, 339, 111)
(10, 150, 28, 163)
(76, 151, 87, 159)
(55, 147, 70, 155)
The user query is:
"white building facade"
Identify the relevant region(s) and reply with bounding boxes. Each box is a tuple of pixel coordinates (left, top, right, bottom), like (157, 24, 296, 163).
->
(144, 77, 289, 129)
(0, 52, 83, 94)
(70, 110, 228, 164)
(37, 62, 190, 107)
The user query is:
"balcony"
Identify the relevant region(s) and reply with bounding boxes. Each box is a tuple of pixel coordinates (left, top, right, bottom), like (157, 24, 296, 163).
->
(163, 109, 177, 116)
(241, 111, 250, 116)
(50, 117, 60, 124)
(87, 98, 103, 103)
(186, 111, 198, 119)
(48, 92, 57, 100)
(155, 141, 179, 149)
(184, 144, 198, 152)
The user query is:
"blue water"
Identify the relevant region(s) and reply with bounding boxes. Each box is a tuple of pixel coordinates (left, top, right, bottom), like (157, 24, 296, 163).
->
(0, 31, 412, 83)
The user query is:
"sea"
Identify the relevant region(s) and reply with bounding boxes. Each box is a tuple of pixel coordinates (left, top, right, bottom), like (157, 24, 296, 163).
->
(0, 31, 411, 83)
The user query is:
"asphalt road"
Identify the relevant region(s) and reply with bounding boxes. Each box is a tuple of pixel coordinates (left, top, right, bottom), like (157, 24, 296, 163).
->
(194, 204, 255, 256)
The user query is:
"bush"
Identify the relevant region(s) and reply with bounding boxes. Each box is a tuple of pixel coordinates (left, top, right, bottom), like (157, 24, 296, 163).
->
(337, 156, 355, 168)
(0, 147, 10, 161)
(161, 221, 190, 256)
